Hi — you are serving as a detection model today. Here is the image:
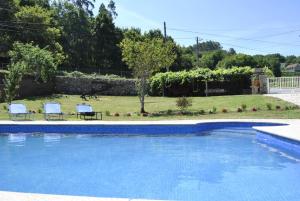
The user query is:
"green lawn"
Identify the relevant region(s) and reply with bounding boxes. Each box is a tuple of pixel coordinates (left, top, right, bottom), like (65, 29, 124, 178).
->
(0, 95, 299, 120)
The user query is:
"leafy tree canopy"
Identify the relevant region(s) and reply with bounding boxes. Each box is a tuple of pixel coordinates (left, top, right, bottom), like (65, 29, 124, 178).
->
(120, 35, 177, 112)
(4, 42, 61, 102)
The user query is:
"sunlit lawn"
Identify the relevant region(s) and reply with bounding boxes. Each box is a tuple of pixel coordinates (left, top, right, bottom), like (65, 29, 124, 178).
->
(0, 95, 299, 120)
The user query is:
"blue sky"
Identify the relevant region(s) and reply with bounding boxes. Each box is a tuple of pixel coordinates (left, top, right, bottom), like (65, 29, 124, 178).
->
(94, 0, 300, 56)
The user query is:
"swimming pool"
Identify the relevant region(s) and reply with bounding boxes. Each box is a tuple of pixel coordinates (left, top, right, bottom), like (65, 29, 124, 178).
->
(0, 122, 300, 201)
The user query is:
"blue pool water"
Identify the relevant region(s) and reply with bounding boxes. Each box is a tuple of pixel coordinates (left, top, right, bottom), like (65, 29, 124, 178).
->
(0, 126, 300, 201)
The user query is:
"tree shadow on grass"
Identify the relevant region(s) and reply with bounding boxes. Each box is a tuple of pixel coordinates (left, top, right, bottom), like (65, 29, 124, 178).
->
(24, 94, 64, 101)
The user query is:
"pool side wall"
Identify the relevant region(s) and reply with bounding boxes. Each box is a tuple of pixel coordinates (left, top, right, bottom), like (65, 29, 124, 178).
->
(0, 122, 285, 134)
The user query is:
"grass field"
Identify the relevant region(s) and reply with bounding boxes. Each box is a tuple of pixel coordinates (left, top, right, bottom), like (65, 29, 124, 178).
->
(0, 95, 299, 120)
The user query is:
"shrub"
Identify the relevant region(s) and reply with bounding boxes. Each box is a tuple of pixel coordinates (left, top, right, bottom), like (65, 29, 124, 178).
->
(252, 107, 257, 112)
(209, 107, 217, 114)
(125, 113, 132, 117)
(176, 97, 192, 112)
(237, 108, 243, 112)
(222, 108, 228, 113)
(266, 103, 272, 110)
(114, 112, 120, 117)
(285, 106, 290, 110)
(105, 111, 111, 116)
(142, 113, 149, 117)
(199, 110, 206, 115)
(276, 105, 281, 110)
(37, 108, 42, 114)
(241, 104, 247, 111)
(166, 109, 173, 115)
(212, 107, 217, 113)
(3, 105, 7, 111)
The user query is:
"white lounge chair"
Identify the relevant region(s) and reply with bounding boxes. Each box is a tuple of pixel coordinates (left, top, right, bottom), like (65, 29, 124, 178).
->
(9, 103, 33, 120)
(44, 102, 64, 120)
(76, 103, 102, 120)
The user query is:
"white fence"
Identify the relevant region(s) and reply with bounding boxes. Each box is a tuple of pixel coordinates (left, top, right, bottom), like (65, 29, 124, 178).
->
(267, 77, 300, 94)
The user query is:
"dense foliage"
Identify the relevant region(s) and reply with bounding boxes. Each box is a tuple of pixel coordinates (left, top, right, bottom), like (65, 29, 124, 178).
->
(0, 0, 299, 79)
(4, 42, 61, 102)
(120, 35, 176, 113)
(149, 67, 273, 96)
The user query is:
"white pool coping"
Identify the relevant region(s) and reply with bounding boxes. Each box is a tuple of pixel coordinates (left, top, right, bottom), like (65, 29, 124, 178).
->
(0, 119, 299, 201)
(0, 191, 164, 201)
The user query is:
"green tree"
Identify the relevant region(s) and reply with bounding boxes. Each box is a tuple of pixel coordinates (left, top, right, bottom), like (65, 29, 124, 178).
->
(53, 1, 93, 69)
(199, 50, 226, 69)
(14, 5, 62, 54)
(120, 37, 177, 113)
(4, 42, 62, 102)
(93, 3, 121, 70)
(228, 48, 236, 55)
(217, 53, 257, 69)
(107, 0, 117, 18)
(285, 55, 298, 65)
(68, 0, 95, 15)
(0, 0, 19, 57)
(19, 0, 50, 8)
(194, 40, 222, 52)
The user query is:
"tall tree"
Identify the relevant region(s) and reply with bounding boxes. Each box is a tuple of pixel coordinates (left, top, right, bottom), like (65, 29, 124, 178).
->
(107, 0, 117, 19)
(192, 40, 222, 52)
(200, 50, 226, 69)
(93, 3, 120, 70)
(217, 53, 257, 69)
(0, 0, 18, 59)
(19, 0, 50, 8)
(14, 5, 62, 54)
(68, 0, 94, 15)
(120, 37, 176, 113)
(53, 1, 93, 69)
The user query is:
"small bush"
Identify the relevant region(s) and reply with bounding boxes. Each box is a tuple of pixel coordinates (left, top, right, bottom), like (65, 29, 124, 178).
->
(166, 109, 173, 115)
(209, 107, 217, 114)
(252, 107, 257, 112)
(222, 108, 228, 113)
(114, 112, 120, 117)
(237, 108, 243, 112)
(241, 104, 247, 111)
(38, 108, 42, 114)
(285, 106, 290, 110)
(105, 111, 111, 116)
(125, 113, 132, 117)
(199, 110, 206, 115)
(276, 105, 281, 110)
(142, 113, 149, 117)
(266, 103, 272, 110)
(176, 97, 192, 112)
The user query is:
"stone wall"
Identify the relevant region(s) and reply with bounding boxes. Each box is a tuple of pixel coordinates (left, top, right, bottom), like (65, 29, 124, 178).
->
(55, 76, 137, 96)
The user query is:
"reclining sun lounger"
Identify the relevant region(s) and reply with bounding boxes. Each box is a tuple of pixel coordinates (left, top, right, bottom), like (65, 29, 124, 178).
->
(44, 102, 64, 120)
(9, 103, 33, 120)
(76, 103, 102, 120)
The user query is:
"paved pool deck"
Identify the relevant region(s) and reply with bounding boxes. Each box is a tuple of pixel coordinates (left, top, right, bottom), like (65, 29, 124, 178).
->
(0, 119, 299, 201)
(265, 93, 300, 106)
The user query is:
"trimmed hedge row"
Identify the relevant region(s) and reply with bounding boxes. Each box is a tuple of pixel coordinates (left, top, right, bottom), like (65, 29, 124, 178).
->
(149, 67, 270, 96)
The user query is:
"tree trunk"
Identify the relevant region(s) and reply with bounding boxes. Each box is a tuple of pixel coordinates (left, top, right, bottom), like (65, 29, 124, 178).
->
(139, 76, 146, 113)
